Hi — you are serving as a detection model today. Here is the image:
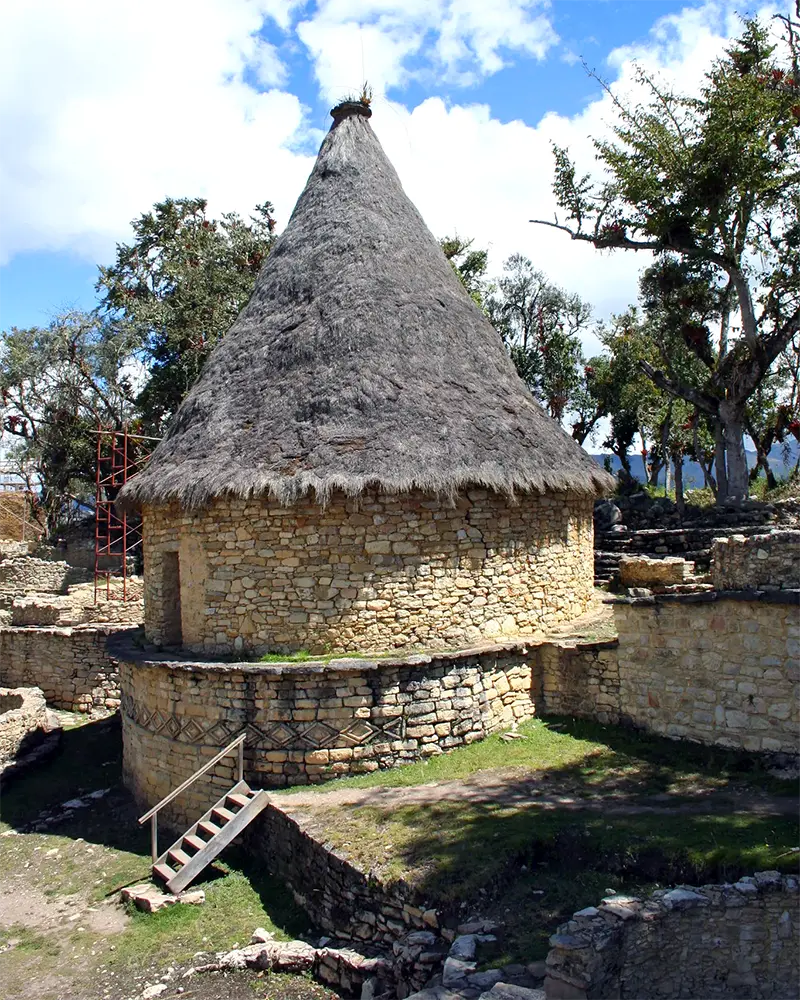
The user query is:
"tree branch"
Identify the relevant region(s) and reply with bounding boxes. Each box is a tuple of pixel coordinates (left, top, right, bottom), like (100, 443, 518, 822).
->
(529, 218, 662, 251)
(639, 360, 720, 414)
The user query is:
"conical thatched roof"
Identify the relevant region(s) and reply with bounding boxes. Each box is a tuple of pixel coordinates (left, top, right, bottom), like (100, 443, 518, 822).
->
(119, 102, 613, 511)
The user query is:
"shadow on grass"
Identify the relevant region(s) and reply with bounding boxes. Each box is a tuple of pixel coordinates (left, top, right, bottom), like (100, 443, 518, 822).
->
(544, 715, 797, 796)
(302, 716, 799, 962)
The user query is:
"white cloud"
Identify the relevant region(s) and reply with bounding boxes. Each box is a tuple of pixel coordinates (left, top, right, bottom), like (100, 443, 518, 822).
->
(0, 0, 314, 264)
(296, 0, 557, 99)
(0, 0, 784, 350)
(365, 0, 779, 338)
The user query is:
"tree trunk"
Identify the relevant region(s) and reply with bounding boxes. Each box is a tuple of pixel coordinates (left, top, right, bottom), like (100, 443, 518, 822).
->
(664, 459, 671, 496)
(674, 452, 684, 518)
(719, 402, 749, 502)
(714, 420, 728, 502)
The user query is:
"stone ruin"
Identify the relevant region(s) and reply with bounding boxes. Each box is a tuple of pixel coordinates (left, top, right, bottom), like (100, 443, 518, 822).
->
(0, 684, 61, 778)
(0, 538, 144, 628)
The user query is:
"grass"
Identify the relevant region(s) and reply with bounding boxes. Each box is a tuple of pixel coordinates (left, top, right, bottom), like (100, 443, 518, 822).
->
(278, 714, 796, 797)
(109, 856, 308, 971)
(258, 649, 399, 663)
(279, 715, 799, 963)
(0, 717, 314, 1000)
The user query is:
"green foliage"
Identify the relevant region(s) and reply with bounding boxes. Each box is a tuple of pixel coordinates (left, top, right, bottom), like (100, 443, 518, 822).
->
(486, 254, 592, 421)
(538, 17, 800, 498)
(439, 234, 490, 307)
(0, 311, 140, 537)
(97, 196, 276, 432)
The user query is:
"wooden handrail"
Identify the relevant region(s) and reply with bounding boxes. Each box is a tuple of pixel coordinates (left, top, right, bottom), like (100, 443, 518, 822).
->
(138, 733, 246, 862)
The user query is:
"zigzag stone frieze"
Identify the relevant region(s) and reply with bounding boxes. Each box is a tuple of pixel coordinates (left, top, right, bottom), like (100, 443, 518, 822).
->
(120, 693, 406, 750)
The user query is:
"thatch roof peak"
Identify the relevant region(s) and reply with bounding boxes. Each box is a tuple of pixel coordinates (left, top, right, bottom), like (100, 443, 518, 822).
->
(330, 99, 372, 122)
(119, 110, 613, 510)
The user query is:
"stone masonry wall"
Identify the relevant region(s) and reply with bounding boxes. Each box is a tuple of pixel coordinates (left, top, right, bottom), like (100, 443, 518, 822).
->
(250, 801, 434, 949)
(0, 686, 50, 766)
(0, 625, 123, 712)
(142, 488, 594, 656)
(712, 530, 800, 591)
(538, 595, 799, 755)
(0, 557, 89, 596)
(544, 872, 799, 1000)
(119, 640, 536, 829)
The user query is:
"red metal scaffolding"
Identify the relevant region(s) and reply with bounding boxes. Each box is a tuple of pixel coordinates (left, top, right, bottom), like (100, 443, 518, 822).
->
(94, 425, 160, 602)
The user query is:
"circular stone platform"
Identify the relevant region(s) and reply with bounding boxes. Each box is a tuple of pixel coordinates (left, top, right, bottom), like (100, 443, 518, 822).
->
(113, 629, 540, 829)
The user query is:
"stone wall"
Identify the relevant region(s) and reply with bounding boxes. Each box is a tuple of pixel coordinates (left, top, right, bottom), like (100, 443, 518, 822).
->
(712, 530, 800, 591)
(0, 686, 50, 766)
(0, 556, 89, 596)
(251, 801, 434, 948)
(544, 872, 799, 1000)
(118, 638, 536, 828)
(142, 488, 594, 656)
(0, 624, 123, 712)
(0, 492, 43, 543)
(537, 594, 799, 755)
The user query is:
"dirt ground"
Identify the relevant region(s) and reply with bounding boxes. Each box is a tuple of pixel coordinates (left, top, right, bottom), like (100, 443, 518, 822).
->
(0, 715, 338, 1000)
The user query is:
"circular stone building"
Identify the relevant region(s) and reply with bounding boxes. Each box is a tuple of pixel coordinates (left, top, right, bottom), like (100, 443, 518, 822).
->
(119, 101, 612, 658)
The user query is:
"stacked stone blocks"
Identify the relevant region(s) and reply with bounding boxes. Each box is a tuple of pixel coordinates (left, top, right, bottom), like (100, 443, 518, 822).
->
(712, 530, 800, 591)
(142, 489, 594, 656)
(545, 872, 799, 999)
(120, 643, 536, 828)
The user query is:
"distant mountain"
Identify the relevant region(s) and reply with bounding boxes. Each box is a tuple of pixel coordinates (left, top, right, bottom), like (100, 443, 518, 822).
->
(590, 441, 799, 489)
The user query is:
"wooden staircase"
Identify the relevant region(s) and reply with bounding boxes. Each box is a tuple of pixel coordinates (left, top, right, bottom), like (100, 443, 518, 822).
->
(138, 734, 269, 896)
(153, 779, 269, 894)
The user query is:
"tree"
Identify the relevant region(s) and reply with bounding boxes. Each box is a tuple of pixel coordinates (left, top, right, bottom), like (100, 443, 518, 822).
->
(0, 312, 139, 538)
(440, 235, 490, 306)
(581, 308, 662, 480)
(531, 18, 800, 500)
(486, 254, 592, 422)
(97, 196, 277, 432)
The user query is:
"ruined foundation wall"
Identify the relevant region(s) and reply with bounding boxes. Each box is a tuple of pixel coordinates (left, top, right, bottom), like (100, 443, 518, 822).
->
(0, 625, 122, 712)
(142, 489, 594, 656)
(544, 872, 799, 1000)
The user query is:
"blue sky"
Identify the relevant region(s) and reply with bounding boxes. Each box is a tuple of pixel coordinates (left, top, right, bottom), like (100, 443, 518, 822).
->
(0, 0, 778, 342)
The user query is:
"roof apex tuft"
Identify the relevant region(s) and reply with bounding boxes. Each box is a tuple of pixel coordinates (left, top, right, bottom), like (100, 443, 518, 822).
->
(330, 100, 372, 122)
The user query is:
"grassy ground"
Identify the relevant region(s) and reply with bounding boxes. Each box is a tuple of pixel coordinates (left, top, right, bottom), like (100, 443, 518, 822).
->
(0, 715, 331, 1000)
(277, 715, 799, 962)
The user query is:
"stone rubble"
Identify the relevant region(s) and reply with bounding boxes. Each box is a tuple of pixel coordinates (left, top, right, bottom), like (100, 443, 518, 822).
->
(120, 883, 205, 914)
(179, 922, 545, 1000)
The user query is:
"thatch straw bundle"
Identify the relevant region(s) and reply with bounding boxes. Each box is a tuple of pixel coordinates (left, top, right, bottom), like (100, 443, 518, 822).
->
(119, 103, 612, 511)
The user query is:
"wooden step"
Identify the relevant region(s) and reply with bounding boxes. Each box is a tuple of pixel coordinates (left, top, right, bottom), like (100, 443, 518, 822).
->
(153, 862, 176, 885)
(226, 792, 250, 809)
(159, 789, 270, 895)
(211, 805, 236, 824)
(168, 847, 192, 868)
(197, 820, 221, 838)
(183, 834, 206, 853)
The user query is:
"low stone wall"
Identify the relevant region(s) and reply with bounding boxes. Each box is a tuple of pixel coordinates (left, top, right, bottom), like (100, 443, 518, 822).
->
(117, 636, 536, 828)
(10, 594, 144, 627)
(612, 594, 798, 753)
(0, 685, 50, 766)
(0, 557, 89, 596)
(0, 624, 123, 712)
(538, 593, 799, 755)
(544, 872, 799, 1000)
(712, 530, 800, 591)
(618, 555, 692, 588)
(251, 801, 435, 947)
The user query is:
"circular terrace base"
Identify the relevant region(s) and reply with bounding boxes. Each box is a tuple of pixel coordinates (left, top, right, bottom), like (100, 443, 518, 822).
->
(114, 629, 540, 829)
